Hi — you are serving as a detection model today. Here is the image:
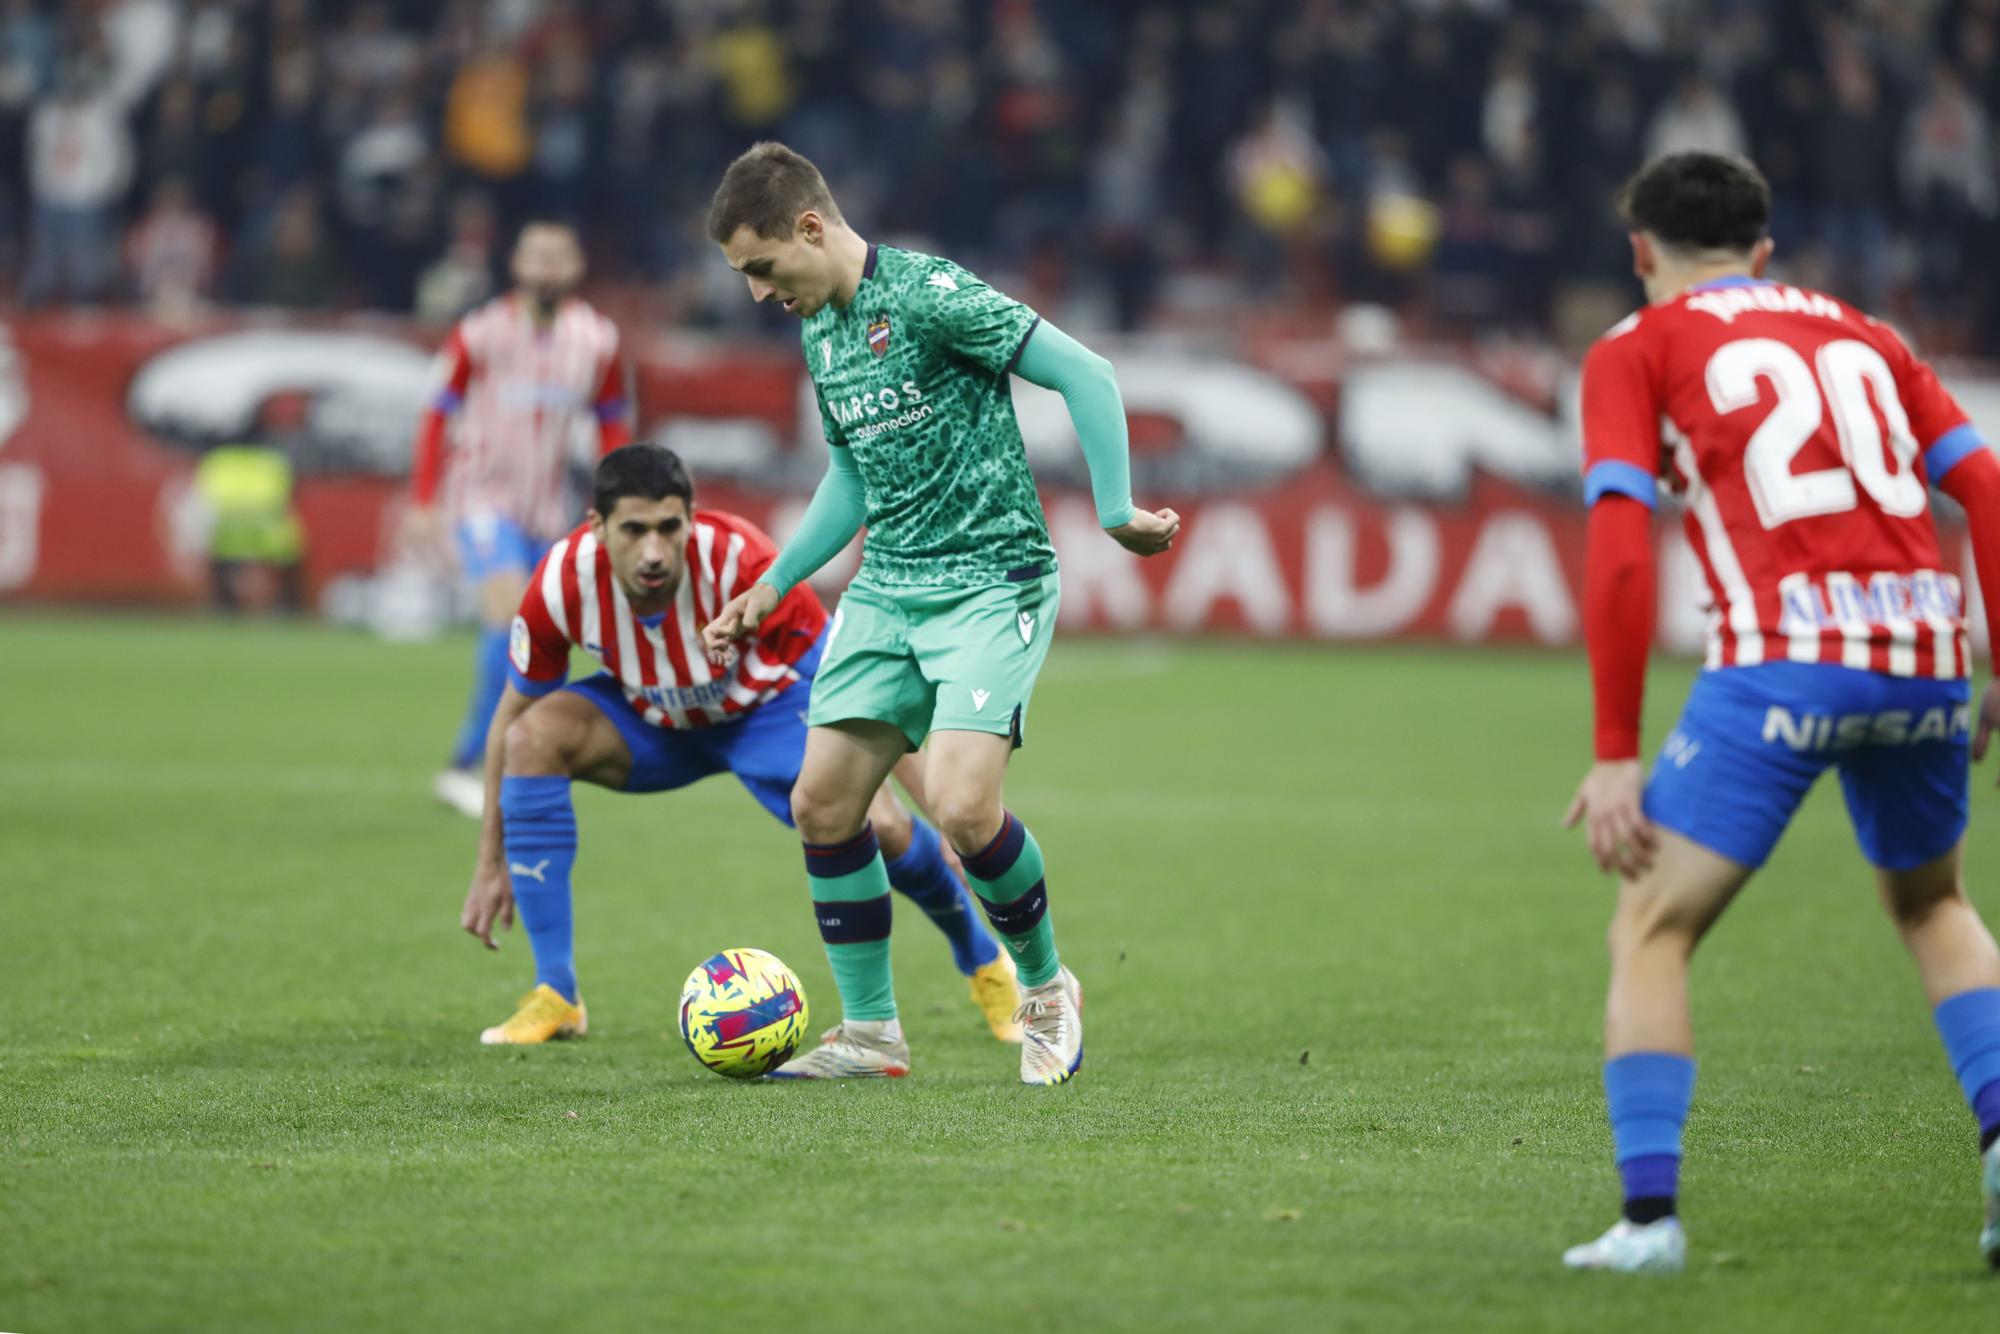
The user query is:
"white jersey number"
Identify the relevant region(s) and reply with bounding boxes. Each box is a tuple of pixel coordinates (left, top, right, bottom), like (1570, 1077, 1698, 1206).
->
(1705, 337, 1925, 529)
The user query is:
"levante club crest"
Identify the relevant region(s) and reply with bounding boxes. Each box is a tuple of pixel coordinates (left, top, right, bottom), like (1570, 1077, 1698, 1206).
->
(867, 314, 891, 356)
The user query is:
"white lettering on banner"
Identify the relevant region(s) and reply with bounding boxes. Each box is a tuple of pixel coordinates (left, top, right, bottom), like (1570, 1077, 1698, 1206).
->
(1446, 512, 1577, 643)
(1303, 506, 1438, 637)
(1008, 356, 1321, 475)
(0, 464, 43, 588)
(1047, 498, 1149, 631)
(1341, 361, 1576, 497)
(0, 325, 27, 452)
(127, 331, 433, 467)
(1762, 704, 1972, 752)
(1160, 503, 1292, 635)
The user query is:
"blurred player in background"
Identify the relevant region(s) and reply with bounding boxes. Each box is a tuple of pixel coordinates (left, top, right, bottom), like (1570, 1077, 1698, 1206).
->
(702, 143, 1179, 1084)
(458, 443, 1022, 1048)
(406, 219, 632, 818)
(1564, 152, 2000, 1272)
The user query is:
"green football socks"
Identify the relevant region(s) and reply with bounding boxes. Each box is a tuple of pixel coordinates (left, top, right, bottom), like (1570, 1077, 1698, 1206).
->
(959, 811, 1061, 988)
(803, 825, 897, 1022)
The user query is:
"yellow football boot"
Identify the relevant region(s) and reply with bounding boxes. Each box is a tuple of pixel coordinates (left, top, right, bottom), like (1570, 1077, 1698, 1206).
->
(479, 984, 588, 1045)
(968, 952, 1024, 1044)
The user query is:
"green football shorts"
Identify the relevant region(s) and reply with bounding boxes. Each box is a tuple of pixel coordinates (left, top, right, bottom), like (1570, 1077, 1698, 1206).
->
(806, 571, 1062, 749)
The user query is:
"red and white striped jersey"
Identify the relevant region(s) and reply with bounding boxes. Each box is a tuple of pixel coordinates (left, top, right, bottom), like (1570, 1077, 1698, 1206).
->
(421, 294, 628, 539)
(507, 509, 827, 729)
(1581, 277, 1982, 679)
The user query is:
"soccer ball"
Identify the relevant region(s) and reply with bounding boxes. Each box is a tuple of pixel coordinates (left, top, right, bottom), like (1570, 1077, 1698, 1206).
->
(678, 948, 810, 1079)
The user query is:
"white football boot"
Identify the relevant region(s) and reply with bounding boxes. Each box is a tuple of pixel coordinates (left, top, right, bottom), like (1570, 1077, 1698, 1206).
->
(766, 1019, 910, 1080)
(1562, 1217, 1686, 1274)
(432, 765, 485, 819)
(1015, 967, 1083, 1086)
(1981, 1140, 1999, 1269)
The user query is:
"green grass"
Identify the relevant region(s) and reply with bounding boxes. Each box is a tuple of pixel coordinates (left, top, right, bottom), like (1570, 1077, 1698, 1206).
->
(3, 614, 1996, 1331)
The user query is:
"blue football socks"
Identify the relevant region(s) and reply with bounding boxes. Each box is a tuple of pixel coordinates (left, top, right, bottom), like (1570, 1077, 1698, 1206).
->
(884, 818, 1000, 976)
(500, 775, 579, 1003)
(1934, 987, 2000, 1151)
(1605, 1052, 1696, 1223)
(452, 623, 513, 770)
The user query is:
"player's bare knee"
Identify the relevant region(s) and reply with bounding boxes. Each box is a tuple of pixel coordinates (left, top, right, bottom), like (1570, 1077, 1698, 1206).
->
(1608, 893, 1700, 958)
(931, 796, 1002, 856)
(503, 707, 574, 777)
(1879, 852, 1966, 929)
(1883, 878, 1964, 930)
(792, 783, 867, 845)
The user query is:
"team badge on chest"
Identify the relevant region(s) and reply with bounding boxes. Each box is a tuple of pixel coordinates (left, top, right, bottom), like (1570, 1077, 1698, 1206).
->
(866, 313, 892, 357)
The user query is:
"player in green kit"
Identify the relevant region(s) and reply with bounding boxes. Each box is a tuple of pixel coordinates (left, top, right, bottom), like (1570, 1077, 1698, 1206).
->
(701, 142, 1179, 1084)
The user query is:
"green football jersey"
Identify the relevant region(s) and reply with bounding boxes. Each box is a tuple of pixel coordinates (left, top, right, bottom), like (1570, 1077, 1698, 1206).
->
(800, 244, 1056, 589)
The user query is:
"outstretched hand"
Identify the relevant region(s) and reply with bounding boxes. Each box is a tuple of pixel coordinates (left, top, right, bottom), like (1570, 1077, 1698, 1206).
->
(701, 581, 782, 663)
(1562, 759, 1658, 879)
(1107, 507, 1181, 556)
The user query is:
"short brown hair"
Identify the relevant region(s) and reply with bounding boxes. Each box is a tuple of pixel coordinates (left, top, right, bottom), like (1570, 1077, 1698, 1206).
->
(706, 142, 843, 243)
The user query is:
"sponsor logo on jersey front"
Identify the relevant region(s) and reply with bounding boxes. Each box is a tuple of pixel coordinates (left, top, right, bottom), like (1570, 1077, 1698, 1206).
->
(867, 314, 891, 357)
(823, 378, 935, 440)
(1775, 569, 1963, 636)
(639, 676, 740, 712)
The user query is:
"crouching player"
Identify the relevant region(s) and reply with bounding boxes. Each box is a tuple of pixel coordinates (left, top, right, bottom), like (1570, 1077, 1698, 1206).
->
(458, 444, 1022, 1048)
(1563, 151, 2000, 1272)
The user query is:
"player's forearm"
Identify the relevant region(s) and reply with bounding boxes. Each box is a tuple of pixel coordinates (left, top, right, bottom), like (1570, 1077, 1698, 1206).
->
(1012, 322, 1136, 530)
(763, 450, 866, 596)
(410, 408, 449, 505)
(1584, 496, 1655, 761)
(1939, 446, 2000, 665)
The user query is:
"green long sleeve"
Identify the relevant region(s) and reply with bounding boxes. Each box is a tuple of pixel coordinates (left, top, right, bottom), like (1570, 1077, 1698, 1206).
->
(763, 444, 866, 597)
(1012, 321, 1137, 530)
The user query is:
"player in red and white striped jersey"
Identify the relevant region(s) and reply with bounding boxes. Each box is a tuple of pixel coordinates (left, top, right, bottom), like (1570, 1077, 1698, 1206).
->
(509, 506, 821, 730)
(456, 445, 1022, 1050)
(1561, 153, 2000, 1275)
(404, 220, 633, 817)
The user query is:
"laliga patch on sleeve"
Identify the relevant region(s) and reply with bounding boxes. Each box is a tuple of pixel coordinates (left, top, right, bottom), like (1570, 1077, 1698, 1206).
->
(510, 615, 532, 673)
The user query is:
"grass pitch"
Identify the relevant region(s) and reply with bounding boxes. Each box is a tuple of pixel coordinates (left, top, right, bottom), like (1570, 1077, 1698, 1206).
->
(4, 613, 1997, 1331)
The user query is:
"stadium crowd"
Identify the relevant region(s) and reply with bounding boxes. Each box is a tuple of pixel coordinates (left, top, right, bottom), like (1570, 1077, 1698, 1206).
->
(3, 0, 1998, 351)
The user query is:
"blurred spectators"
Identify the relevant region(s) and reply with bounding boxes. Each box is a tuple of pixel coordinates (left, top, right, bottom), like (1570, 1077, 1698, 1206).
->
(126, 175, 217, 317)
(233, 184, 339, 309)
(0, 0, 1998, 355)
(23, 59, 129, 305)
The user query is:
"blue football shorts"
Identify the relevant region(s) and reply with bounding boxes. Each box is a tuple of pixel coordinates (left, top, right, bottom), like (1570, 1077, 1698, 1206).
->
(1644, 662, 1972, 872)
(455, 511, 544, 584)
(559, 631, 827, 823)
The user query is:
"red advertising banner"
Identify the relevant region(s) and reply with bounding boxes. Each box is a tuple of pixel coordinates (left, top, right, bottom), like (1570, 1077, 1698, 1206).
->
(0, 312, 1986, 651)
